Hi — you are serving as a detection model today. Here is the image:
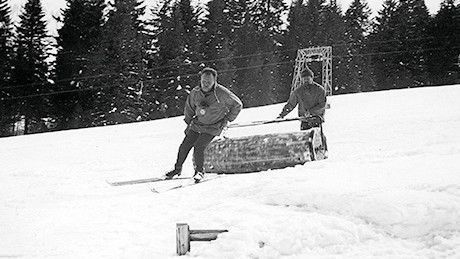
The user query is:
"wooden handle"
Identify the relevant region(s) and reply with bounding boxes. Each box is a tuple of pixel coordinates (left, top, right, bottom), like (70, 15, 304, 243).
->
(176, 223, 190, 255)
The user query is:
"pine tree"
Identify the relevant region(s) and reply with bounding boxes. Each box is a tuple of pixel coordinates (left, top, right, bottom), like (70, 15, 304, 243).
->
(279, 0, 306, 102)
(320, 0, 347, 94)
(427, 0, 460, 85)
(320, 0, 346, 46)
(55, 0, 105, 84)
(150, 0, 201, 117)
(304, 0, 326, 46)
(200, 0, 235, 87)
(53, 0, 106, 129)
(170, 0, 202, 108)
(146, 0, 172, 119)
(285, 0, 305, 50)
(342, 0, 374, 93)
(87, 0, 149, 126)
(0, 0, 14, 136)
(393, 0, 431, 87)
(369, 0, 400, 90)
(0, 0, 12, 87)
(228, 0, 259, 106)
(249, 0, 287, 105)
(344, 0, 372, 42)
(284, 0, 325, 48)
(227, 0, 287, 107)
(11, 0, 51, 134)
(12, 0, 49, 86)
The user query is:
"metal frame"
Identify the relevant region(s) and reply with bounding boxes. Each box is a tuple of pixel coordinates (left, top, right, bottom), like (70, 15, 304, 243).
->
(291, 46, 332, 96)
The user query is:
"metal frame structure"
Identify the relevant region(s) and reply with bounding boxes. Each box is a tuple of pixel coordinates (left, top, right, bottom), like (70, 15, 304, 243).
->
(291, 46, 332, 96)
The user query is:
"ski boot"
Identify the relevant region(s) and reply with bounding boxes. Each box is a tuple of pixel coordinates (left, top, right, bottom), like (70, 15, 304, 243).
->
(165, 168, 182, 179)
(193, 171, 205, 183)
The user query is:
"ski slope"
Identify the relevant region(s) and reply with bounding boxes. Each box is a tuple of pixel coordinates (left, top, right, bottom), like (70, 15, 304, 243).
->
(1, 85, 460, 258)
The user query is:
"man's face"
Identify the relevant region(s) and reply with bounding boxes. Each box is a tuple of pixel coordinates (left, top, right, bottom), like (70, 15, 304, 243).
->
(200, 73, 216, 93)
(304, 76, 313, 84)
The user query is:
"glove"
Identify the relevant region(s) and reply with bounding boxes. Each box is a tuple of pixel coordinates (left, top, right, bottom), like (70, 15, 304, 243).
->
(184, 115, 197, 125)
(299, 112, 311, 122)
(219, 118, 229, 129)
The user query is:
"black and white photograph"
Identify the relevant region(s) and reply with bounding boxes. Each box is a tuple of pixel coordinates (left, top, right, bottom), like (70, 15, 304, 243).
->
(0, 0, 459, 257)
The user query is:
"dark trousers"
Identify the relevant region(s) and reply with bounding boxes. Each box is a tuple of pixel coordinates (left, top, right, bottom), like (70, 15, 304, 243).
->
(175, 128, 215, 172)
(301, 121, 328, 151)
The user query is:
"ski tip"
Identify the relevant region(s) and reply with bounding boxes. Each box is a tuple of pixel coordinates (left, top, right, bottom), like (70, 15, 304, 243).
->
(106, 180, 119, 186)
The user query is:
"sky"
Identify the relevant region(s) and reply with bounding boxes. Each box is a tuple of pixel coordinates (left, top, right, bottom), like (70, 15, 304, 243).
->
(1, 83, 460, 257)
(8, 0, 445, 36)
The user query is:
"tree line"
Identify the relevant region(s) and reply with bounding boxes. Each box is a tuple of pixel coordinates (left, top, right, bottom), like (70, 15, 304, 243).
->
(0, 0, 458, 136)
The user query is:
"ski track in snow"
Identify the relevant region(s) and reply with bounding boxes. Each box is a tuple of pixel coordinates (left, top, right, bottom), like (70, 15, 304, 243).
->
(1, 85, 460, 258)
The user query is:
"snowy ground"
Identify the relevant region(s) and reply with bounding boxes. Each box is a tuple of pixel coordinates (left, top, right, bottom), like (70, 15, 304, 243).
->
(1, 85, 460, 258)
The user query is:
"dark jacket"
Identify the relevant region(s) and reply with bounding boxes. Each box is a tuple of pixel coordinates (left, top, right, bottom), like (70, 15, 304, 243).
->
(279, 81, 326, 119)
(184, 83, 243, 136)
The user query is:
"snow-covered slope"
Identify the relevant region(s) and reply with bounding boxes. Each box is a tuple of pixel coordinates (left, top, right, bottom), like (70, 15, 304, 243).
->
(1, 85, 460, 258)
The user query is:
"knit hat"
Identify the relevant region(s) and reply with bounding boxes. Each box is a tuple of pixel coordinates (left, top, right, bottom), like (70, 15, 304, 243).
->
(300, 68, 314, 78)
(200, 67, 217, 78)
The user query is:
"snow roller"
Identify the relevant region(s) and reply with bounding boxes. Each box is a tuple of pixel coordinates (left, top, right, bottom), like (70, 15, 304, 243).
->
(203, 117, 327, 174)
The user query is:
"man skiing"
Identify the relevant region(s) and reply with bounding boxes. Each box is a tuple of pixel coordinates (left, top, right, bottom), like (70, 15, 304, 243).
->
(277, 68, 328, 151)
(165, 67, 243, 182)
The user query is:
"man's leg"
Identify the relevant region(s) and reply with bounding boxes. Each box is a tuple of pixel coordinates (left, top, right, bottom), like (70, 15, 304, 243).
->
(174, 129, 200, 170)
(301, 121, 328, 156)
(320, 125, 328, 151)
(192, 133, 215, 173)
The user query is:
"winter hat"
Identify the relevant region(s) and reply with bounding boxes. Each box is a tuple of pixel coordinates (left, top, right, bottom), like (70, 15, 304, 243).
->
(200, 67, 217, 78)
(301, 68, 314, 78)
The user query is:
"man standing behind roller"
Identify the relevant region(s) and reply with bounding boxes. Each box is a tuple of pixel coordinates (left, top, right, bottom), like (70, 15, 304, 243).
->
(278, 67, 328, 153)
(165, 67, 243, 182)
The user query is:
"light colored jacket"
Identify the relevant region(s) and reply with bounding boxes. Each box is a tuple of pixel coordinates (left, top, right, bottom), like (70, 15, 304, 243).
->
(184, 83, 243, 136)
(279, 81, 326, 119)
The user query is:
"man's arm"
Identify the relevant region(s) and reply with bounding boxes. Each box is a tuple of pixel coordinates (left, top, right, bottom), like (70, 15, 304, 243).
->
(184, 93, 196, 124)
(308, 88, 327, 115)
(278, 91, 298, 118)
(225, 90, 243, 122)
